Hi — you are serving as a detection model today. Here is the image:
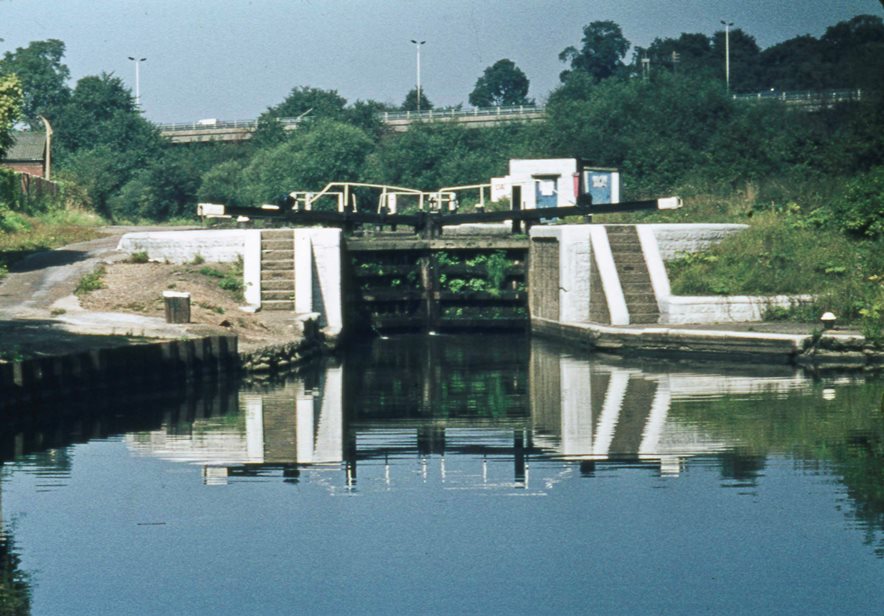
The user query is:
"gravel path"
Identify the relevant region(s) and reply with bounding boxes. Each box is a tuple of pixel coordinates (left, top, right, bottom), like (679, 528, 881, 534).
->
(0, 227, 213, 358)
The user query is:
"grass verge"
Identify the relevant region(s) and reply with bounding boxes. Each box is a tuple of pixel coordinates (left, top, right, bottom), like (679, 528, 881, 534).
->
(0, 209, 106, 277)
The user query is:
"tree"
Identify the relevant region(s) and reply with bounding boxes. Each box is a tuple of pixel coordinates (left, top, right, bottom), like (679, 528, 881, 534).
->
(264, 85, 348, 121)
(401, 88, 433, 112)
(0, 74, 23, 160)
(53, 73, 152, 155)
(199, 160, 248, 207)
(545, 72, 734, 194)
(638, 33, 716, 78)
(819, 15, 884, 90)
(559, 21, 630, 83)
(712, 28, 761, 92)
(758, 35, 826, 90)
(345, 99, 392, 138)
(366, 121, 543, 192)
(468, 59, 532, 107)
(241, 120, 374, 204)
(109, 150, 202, 221)
(0, 39, 70, 128)
(52, 73, 165, 217)
(55, 145, 126, 215)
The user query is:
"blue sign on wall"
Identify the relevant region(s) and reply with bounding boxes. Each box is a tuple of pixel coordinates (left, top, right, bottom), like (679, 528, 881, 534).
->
(584, 169, 619, 205)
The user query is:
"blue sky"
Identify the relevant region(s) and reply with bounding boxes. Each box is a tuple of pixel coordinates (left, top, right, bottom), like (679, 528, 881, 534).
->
(1, 0, 880, 122)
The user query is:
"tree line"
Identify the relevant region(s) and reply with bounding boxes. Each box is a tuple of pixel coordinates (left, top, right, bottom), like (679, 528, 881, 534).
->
(0, 15, 881, 238)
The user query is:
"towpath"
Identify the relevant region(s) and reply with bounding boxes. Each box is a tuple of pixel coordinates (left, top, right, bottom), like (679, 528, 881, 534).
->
(0, 227, 209, 358)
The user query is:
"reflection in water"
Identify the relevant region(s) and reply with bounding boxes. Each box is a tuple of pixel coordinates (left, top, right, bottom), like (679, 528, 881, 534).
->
(0, 479, 31, 616)
(120, 335, 864, 494)
(1, 334, 882, 615)
(125, 334, 882, 555)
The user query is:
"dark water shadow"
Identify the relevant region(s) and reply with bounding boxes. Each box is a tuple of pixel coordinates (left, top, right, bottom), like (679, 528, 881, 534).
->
(7, 249, 90, 273)
(0, 318, 143, 359)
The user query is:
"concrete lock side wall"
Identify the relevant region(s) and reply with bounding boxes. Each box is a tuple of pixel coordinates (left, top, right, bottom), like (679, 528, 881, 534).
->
(530, 226, 592, 323)
(531, 223, 811, 327)
(637, 224, 811, 324)
(242, 231, 261, 306)
(119, 230, 263, 306)
(295, 228, 343, 335)
(530, 225, 628, 325)
(118, 229, 343, 331)
(0, 335, 239, 410)
(118, 230, 250, 264)
(647, 224, 748, 260)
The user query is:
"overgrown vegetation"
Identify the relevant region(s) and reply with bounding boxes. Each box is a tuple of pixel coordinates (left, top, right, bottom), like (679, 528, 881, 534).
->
(74, 265, 105, 295)
(198, 257, 244, 301)
(0, 208, 104, 275)
(664, 206, 884, 335)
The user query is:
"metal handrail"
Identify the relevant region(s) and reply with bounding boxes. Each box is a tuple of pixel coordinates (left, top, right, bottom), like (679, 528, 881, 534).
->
(381, 104, 546, 122)
(155, 117, 304, 132)
(159, 88, 866, 134)
(731, 89, 863, 102)
(156, 106, 546, 132)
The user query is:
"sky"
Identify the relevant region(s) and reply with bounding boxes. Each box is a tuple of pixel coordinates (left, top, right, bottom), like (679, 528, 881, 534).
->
(1, 0, 881, 123)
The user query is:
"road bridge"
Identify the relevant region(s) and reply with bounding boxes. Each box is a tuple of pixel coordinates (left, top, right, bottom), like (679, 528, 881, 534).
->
(156, 89, 866, 144)
(157, 105, 546, 143)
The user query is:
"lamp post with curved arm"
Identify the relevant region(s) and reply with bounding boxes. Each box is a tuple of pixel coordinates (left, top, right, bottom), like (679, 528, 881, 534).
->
(720, 21, 734, 93)
(410, 40, 426, 113)
(127, 56, 147, 109)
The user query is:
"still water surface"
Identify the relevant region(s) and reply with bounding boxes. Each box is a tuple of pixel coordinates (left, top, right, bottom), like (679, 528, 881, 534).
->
(1, 335, 882, 615)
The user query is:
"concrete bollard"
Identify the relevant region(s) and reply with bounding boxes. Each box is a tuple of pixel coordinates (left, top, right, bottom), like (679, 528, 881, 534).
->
(163, 291, 191, 323)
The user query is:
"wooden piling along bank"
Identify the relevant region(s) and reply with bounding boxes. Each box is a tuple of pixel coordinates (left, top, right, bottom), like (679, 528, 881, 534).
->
(0, 335, 239, 411)
(345, 236, 529, 333)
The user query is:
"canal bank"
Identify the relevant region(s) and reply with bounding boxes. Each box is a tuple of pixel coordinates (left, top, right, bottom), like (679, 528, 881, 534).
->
(531, 317, 880, 370)
(0, 229, 335, 411)
(2, 223, 881, 414)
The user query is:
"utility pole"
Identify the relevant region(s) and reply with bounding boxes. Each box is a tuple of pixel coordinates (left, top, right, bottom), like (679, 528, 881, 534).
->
(671, 51, 680, 74)
(127, 56, 147, 109)
(720, 21, 734, 93)
(410, 39, 426, 113)
(641, 56, 650, 82)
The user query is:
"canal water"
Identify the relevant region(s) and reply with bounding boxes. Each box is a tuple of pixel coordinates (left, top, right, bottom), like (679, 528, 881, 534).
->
(1, 334, 882, 615)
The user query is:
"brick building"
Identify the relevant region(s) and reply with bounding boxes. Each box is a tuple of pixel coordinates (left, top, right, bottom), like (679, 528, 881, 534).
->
(1, 131, 49, 178)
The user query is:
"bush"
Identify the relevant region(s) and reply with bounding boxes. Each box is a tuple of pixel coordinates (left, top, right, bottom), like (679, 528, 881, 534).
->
(75, 266, 105, 295)
(0, 167, 19, 207)
(666, 210, 884, 326)
(830, 166, 884, 239)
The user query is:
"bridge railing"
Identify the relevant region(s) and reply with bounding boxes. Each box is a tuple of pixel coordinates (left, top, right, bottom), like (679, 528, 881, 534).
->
(156, 117, 304, 132)
(381, 104, 546, 123)
(157, 89, 868, 135)
(731, 89, 863, 103)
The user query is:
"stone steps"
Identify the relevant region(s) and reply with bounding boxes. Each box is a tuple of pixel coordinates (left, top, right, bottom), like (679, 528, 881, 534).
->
(261, 238, 293, 250)
(261, 249, 294, 260)
(262, 300, 295, 311)
(261, 229, 294, 240)
(261, 279, 295, 292)
(262, 290, 295, 302)
(262, 259, 294, 271)
(261, 269, 293, 281)
(618, 272, 654, 284)
(604, 225, 660, 325)
(260, 230, 295, 311)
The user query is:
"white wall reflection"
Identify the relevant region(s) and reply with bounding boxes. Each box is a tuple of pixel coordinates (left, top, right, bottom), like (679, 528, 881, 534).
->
(126, 340, 813, 483)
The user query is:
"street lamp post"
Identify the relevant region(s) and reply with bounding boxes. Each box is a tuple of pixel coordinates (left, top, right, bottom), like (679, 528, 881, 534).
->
(410, 39, 426, 113)
(127, 56, 147, 109)
(720, 21, 733, 93)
